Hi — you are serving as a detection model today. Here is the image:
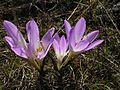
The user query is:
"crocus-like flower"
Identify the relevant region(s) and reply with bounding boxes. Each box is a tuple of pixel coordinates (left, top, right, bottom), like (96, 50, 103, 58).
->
(53, 34, 68, 61)
(3, 20, 54, 60)
(53, 34, 68, 69)
(64, 17, 104, 53)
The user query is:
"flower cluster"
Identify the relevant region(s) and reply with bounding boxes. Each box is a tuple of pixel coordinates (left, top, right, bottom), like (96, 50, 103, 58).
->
(3, 17, 103, 71)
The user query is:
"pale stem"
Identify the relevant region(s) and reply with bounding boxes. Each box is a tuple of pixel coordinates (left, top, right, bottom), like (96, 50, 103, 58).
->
(60, 52, 77, 69)
(28, 59, 41, 72)
(57, 59, 62, 70)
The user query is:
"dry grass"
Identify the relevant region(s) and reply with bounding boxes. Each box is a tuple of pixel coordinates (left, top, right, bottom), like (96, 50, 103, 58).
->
(0, 0, 120, 90)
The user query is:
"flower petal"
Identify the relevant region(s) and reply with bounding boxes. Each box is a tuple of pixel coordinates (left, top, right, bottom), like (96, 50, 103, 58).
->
(64, 20, 72, 39)
(11, 46, 27, 58)
(26, 19, 40, 52)
(74, 17, 86, 43)
(17, 31, 27, 48)
(53, 39, 60, 56)
(84, 30, 99, 43)
(85, 40, 104, 51)
(26, 43, 34, 57)
(4, 36, 15, 47)
(74, 39, 89, 52)
(41, 28, 55, 50)
(3, 20, 27, 48)
(3, 20, 19, 43)
(39, 38, 54, 59)
(69, 28, 75, 50)
(37, 51, 45, 60)
(60, 35, 68, 56)
(54, 33, 60, 42)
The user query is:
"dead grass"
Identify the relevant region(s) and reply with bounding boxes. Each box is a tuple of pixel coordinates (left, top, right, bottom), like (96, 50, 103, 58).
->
(0, 0, 120, 90)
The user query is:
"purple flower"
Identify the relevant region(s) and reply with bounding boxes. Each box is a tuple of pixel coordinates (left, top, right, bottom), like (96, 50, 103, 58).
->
(53, 33, 68, 69)
(53, 33, 68, 61)
(3, 20, 55, 59)
(64, 17, 104, 53)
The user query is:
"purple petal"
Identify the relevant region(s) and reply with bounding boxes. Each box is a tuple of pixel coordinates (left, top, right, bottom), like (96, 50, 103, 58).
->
(39, 38, 54, 59)
(74, 39, 89, 52)
(26, 19, 40, 52)
(3, 20, 18, 43)
(53, 39, 60, 56)
(69, 28, 75, 50)
(26, 43, 34, 57)
(37, 51, 45, 60)
(74, 17, 86, 43)
(3, 21, 27, 48)
(84, 30, 99, 43)
(11, 46, 27, 58)
(54, 33, 60, 42)
(85, 40, 104, 51)
(64, 20, 72, 39)
(4, 36, 15, 47)
(17, 31, 27, 48)
(41, 28, 55, 50)
(60, 35, 68, 55)
(38, 28, 54, 59)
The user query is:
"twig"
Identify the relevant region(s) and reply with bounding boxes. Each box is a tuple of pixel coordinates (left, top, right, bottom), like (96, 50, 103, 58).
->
(98, 0, 120, 35)
(67, 0, 82, 21)
(54, 0, 82, 35)
(91, 83, 111, 90)
(75, 0, 96, 21)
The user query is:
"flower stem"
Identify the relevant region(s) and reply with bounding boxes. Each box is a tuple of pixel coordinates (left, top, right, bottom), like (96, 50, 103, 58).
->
(60, 52, 77, 69)
(28, 59, 41, 72)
